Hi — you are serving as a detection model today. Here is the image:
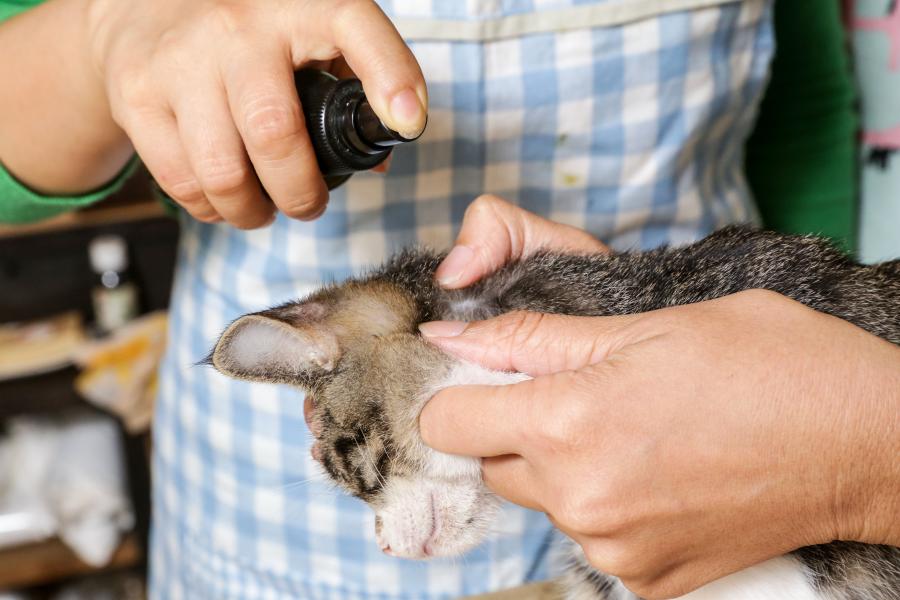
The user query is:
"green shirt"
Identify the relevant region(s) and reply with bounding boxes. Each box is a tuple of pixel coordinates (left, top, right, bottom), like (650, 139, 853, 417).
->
(745, 0, 859, 251)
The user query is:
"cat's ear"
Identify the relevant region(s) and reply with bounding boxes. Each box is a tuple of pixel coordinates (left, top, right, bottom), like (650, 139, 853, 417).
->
(210, 314, 340, 386)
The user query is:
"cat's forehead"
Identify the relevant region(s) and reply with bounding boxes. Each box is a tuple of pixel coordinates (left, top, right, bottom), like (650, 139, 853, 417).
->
(273, 281, 420, 338)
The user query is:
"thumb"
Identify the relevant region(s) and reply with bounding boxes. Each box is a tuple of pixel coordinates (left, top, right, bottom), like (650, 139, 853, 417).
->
(435, 195, 607, 289)
(419, 311, 640, 376)
(317, 2, 428, 139)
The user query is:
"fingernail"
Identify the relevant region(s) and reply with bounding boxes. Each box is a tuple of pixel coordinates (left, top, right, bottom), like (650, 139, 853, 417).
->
(435, 245, 475, 286)
(389, 88, 426, 139)
(419, 320, 468, 338)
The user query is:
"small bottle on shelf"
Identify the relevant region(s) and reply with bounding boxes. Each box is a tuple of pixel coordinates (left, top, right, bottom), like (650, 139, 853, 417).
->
(88, 235, 139, 336)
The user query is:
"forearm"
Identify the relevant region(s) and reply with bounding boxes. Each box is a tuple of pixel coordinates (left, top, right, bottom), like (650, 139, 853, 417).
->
(0, 0, 132, 195)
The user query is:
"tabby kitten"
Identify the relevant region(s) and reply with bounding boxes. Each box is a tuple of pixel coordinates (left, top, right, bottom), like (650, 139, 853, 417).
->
(210, 227, 900, 600)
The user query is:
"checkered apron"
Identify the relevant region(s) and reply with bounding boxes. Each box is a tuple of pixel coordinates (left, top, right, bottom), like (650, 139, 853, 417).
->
(149, 1, 773, 598)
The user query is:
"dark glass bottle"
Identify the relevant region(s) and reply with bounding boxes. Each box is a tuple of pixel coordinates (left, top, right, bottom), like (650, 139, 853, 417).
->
(294, 69, 425, 189)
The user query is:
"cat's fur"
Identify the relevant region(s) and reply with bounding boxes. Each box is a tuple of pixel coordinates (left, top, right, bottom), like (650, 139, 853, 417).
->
(210, 226, 900, 599)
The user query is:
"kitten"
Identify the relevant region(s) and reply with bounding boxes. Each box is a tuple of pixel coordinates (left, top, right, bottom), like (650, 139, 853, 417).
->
(209, 226, 900, 600)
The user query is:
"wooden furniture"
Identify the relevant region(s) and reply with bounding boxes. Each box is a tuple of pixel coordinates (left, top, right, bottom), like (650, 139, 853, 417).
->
(0, 534, 142, 591)
(0, 171, 178, 592)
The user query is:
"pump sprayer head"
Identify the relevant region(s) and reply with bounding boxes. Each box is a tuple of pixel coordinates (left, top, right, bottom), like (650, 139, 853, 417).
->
(293, 69, 426, 190)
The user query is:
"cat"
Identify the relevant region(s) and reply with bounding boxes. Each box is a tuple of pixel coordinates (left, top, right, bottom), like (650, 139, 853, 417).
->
(209, 226, 900, 600)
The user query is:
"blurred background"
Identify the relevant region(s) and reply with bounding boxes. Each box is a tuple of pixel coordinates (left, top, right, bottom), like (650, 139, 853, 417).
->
(0, 1, 898, 598)
(0, 171, 176, 599)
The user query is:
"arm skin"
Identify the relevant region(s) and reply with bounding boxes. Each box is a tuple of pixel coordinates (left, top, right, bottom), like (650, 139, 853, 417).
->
(0, 0, 426, 227)
(421, 197, 900, 600)
(0, 0, 131, 195)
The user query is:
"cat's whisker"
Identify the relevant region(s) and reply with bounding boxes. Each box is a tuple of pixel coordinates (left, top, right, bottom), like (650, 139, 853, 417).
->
(357, 431, 388, 488)
(279, 475, 327, 490)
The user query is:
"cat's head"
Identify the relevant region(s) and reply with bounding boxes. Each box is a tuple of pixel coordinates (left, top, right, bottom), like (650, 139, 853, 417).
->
(209, 276, 505, 559)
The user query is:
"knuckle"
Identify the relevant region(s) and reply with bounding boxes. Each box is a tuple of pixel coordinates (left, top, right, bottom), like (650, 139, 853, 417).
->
(280, 190, 327, 219)
(586, 543, 642, 581)
(155, 171, 205, 205)
(204, 3, 251, 34)
(465, 194, 507, 222)
(536, 389, 588, 454)
(155, 29, 193, 66)
(196, 158, 252, 197)
(242, 96, 303, 150)
(115, 66, 154, 107)
(556, 492, 603, 535)
(331, 0, 368, 27)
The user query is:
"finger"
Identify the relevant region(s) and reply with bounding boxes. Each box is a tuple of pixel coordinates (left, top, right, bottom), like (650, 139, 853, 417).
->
(327, 56, 357, 80)
(173, 76, 275, 230)
(419, 377, 544, 457)
(419, 311, 640, 375)
(482, 454, 545, 512)
(223, 45, 329, 220)
(370, 151, 392, 174)
(436, 195, 608, 288)
(125, 107, 222, 224)
(320, 1, 427, 139)
(546, 513, 587, 547)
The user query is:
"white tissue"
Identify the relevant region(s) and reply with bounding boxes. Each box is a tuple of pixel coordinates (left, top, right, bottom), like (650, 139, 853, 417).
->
(0, 413, 134, 566)
(46, 414, 134, 566)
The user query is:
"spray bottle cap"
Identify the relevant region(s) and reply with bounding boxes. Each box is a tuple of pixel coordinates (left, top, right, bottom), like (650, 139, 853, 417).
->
(294, 69, 426, 190)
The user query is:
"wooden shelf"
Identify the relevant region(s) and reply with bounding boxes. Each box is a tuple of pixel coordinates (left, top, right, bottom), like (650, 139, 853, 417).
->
(0, 533, 142, 590)
(0, 197, 166, 240)
(0, 367, 84, 420)
(0, 171, 168, 240)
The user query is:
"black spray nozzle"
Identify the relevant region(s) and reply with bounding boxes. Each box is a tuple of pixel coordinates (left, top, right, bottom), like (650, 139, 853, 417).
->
(293, 69, 425, 190)
(352, 98, 423, 148)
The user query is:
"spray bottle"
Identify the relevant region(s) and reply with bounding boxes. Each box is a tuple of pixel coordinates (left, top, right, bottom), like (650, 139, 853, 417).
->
(294, 69, 425, 189)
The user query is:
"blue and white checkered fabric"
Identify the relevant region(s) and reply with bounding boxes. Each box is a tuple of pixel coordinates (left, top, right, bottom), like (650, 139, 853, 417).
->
(150, 1, 773, 598)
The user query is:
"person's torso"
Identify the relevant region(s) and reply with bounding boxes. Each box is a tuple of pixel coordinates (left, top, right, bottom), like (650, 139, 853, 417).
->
(151, 2, 774, 598)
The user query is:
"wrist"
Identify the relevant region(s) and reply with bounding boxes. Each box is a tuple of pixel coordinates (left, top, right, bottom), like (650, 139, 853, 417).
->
(823, 325, 900, 546)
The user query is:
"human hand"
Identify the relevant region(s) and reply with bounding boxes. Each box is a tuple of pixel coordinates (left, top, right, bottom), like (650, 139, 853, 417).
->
(85, 0, 426, 227)
(418, 291, 900, 599)
(435, 195, 608, 288)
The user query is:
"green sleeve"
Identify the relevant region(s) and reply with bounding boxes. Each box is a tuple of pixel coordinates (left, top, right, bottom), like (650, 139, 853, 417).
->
(745, 0, 858, 252)
(0, 158, 140, 224)
(0, 0, 137, 224)
(0, 0, 42, 21)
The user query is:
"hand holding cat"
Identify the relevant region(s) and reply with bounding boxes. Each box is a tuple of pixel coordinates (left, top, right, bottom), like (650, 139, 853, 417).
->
(419, 292, 900, 599)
